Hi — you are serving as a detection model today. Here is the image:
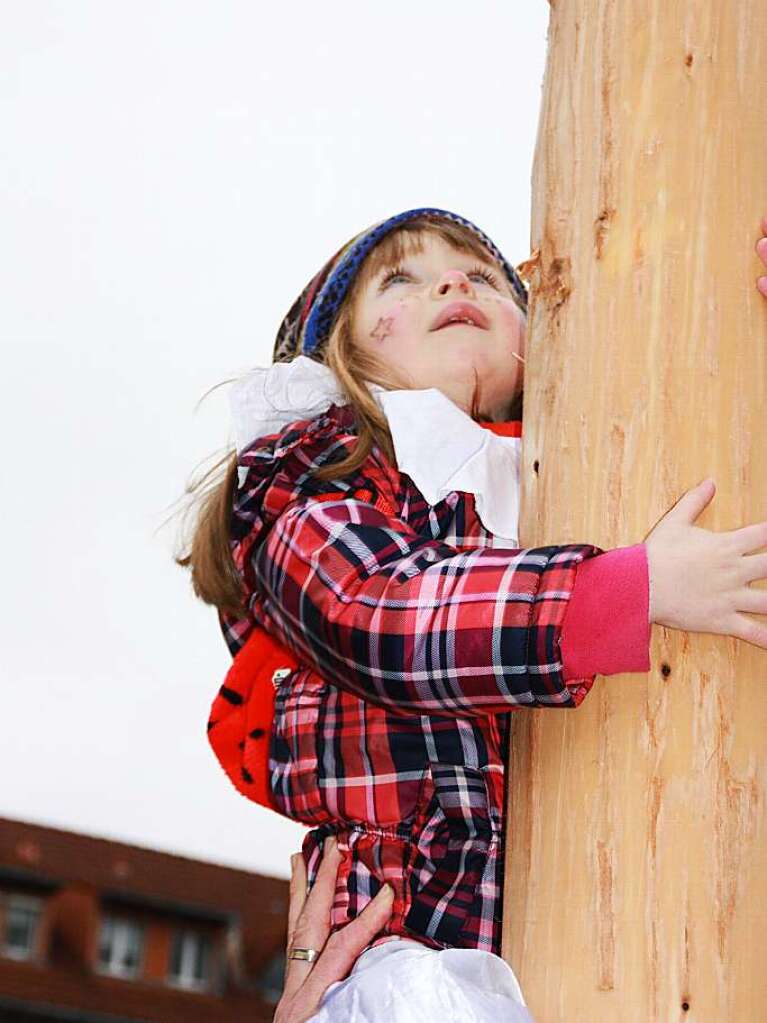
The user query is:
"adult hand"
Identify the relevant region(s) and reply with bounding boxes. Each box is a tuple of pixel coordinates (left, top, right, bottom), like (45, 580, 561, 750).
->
(273, 836, 395, 1023)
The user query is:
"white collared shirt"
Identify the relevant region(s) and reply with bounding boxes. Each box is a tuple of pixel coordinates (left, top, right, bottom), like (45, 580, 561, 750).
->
(229, 356, 521, 545)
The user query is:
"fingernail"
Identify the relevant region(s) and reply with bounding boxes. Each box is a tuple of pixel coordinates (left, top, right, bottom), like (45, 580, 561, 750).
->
(290, 853, 300, 872)
(326, 836, 337, 851)
(376, 884, 395, 901)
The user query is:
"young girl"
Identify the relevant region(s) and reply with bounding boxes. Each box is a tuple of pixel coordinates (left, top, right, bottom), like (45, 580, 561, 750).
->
(180, 208, 767, 1022)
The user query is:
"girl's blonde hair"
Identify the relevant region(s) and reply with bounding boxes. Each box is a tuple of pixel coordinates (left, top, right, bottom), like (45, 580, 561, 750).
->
(176, 214, 525, 614)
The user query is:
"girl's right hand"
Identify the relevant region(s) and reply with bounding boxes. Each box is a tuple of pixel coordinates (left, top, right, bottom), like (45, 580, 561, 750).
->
(643, 479, 767, 649)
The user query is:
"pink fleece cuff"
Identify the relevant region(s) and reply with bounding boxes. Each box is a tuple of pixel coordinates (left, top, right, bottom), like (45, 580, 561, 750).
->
(560, 543, 651, 680)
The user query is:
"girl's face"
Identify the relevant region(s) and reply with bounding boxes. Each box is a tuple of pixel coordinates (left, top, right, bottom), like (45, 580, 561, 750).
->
(352, 233, 526, 420)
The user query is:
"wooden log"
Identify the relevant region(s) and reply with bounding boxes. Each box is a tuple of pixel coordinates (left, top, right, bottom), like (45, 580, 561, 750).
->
(502, 3, 767, 1019)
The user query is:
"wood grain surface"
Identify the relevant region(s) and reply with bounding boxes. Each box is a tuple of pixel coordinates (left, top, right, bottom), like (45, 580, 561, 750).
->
(502, 3, 767, 1020)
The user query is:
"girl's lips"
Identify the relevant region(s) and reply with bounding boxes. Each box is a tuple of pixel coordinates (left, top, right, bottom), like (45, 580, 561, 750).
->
(430, 301, 490, 331)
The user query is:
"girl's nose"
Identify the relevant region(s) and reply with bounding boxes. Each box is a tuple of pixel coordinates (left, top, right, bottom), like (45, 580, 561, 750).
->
(432, 269, 476, 298)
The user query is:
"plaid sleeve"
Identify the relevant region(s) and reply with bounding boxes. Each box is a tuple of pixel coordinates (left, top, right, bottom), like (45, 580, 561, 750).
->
(250, 495, 605, 717)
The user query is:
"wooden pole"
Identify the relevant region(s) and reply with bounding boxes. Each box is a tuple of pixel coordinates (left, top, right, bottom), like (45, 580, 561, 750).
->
(502, 3, 767, 1019)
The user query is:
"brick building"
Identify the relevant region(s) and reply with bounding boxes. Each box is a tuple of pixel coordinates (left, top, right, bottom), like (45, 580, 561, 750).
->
(0, 817, 290, 1022)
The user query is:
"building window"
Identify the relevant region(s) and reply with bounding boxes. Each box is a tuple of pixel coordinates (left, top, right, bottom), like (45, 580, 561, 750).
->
(256, 951, 286, 1005)
(2, 895, 42, 961)
(168, 929, 213, 991)
(97, 916, 143, 979)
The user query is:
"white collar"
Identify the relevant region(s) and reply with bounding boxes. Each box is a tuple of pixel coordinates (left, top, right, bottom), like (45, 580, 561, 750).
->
(229, 355, 520, 544)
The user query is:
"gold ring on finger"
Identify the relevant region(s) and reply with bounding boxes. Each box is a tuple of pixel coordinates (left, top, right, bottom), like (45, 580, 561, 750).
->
(287, 946, 319, 963)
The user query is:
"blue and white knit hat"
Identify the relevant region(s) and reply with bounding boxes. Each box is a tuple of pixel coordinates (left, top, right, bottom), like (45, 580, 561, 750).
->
(271, 207, 528, 364)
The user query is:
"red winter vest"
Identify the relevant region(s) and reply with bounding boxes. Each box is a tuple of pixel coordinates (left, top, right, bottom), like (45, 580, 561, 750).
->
(207, 419, 523, 813)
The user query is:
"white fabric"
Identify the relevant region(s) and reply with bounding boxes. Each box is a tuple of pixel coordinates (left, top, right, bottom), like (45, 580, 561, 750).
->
(372, 386, 520, 544)
(306, 937, 535, 1023)
(229, 357, 347, 453)
(229, 356, 521, 544)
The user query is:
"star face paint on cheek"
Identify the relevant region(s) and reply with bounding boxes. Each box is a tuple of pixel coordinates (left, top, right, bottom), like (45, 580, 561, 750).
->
(370, 316, 395, 343)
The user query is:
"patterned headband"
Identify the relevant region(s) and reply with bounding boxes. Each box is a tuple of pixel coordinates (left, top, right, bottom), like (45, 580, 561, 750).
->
(271, 207, 528, 364)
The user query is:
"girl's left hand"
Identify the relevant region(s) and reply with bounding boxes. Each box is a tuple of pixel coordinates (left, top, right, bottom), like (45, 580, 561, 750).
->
(756, 215, 767, 298)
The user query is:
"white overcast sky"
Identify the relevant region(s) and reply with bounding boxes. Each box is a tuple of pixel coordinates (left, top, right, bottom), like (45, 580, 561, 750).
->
(1, 2, 549, 879)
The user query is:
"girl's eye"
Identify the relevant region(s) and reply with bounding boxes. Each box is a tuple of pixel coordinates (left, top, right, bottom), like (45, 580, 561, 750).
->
(378, 266, 411, 290)
(378, 263, 501, 291)
(468, 265, 500, 289)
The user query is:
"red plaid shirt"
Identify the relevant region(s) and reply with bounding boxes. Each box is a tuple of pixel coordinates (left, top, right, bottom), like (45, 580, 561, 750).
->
(219, 402, 628, 955)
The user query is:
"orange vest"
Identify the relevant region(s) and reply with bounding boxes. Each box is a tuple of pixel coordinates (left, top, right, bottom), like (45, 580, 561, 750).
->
(207, 419, 522, 813)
